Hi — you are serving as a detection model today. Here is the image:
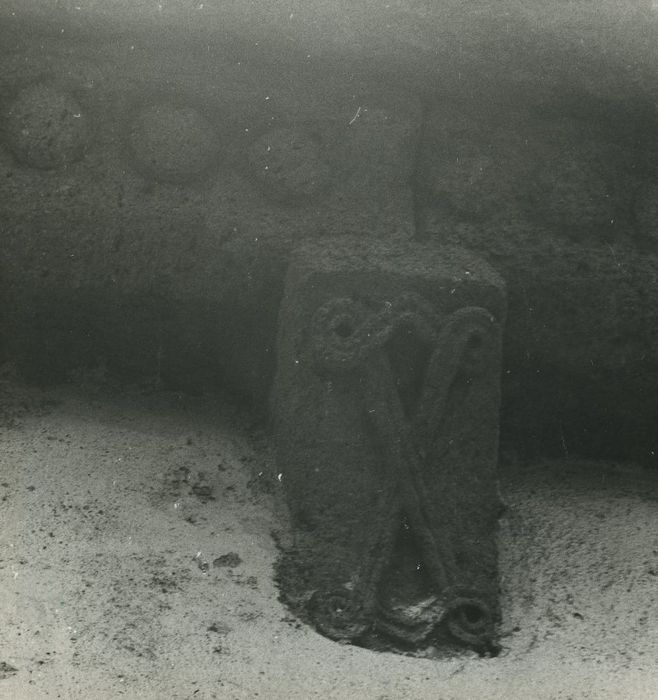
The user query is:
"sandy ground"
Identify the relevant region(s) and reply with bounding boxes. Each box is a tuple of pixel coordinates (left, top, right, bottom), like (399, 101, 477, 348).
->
(1, 373, 658, 699)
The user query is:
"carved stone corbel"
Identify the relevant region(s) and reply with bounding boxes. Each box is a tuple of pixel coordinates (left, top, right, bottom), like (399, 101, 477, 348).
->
(273, 239, 506, 654)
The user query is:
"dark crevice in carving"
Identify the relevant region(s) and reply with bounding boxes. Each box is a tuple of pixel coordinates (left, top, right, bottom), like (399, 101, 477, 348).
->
(385, 320, 435, 419)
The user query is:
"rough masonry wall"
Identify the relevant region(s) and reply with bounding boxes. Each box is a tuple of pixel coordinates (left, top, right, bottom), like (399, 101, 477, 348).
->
(3, 4, 658, 465)
(415, 93, 658, 465)
(0, 33, 420, 397)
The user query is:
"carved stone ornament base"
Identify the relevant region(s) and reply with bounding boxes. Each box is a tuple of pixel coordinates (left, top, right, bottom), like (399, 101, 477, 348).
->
(272, 238, 507, 655)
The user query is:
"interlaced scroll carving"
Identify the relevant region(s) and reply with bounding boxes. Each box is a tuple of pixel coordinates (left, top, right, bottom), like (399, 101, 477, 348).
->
(307, 294, 501, 650)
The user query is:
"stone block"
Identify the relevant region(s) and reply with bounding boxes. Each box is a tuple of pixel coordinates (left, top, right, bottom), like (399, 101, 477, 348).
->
(273, 238, 506, 653)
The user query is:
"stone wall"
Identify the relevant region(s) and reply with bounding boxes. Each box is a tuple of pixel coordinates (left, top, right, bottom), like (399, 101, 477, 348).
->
(0, 33, 420, 399)
(415, 96, 658, 465)
(3, 4, 658, 465)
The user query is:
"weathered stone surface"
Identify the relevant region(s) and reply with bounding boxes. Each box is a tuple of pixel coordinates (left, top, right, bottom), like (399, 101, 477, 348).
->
(0, 36, 421, 398)
(127, 103, 221, 183)
(247, 128, 331, 202)
(273, 238, 506, 652)
(0, 1, 653, 101)
(2, 4, 658, 471)
(416, 98, 658, 465)
(634, 181, 658, 243)
(4, 83, 92, 169)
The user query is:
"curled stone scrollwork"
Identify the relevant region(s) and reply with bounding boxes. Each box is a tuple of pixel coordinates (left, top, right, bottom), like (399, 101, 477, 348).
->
(443, 590, 494, 648)
(311, 293, 437, 375)
(305, 297, 500, 651)
(308, 588, 369, 642)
